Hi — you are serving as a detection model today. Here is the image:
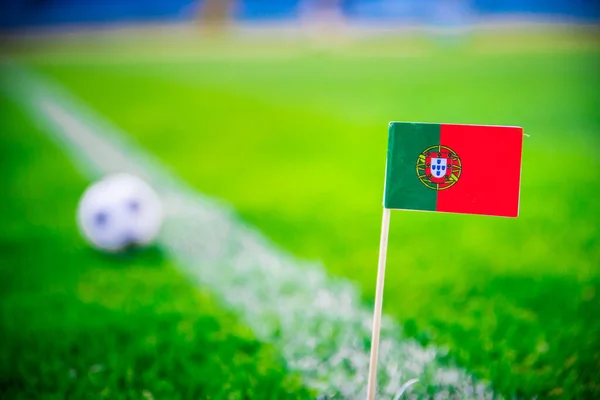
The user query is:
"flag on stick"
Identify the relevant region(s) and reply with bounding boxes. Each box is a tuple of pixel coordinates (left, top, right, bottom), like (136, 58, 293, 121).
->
(366, 122, 524, 400)
(384, 122, 524, 217)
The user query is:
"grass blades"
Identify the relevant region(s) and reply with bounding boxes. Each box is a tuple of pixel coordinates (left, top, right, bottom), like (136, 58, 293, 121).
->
(2, 27, 600, 398)
(0, 95, 311, 399)
(22, 31, 600, 398)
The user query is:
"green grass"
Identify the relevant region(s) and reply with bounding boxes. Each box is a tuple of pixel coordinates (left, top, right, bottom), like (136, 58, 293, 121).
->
(2, 27, 600, 398)
(0, 97, 310, 399)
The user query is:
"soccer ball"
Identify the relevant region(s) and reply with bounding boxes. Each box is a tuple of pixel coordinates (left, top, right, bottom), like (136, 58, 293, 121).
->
(77, 173, 163, 252)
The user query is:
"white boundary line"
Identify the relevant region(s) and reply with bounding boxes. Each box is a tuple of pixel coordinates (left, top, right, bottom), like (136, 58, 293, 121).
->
(0, 61, 497, 399)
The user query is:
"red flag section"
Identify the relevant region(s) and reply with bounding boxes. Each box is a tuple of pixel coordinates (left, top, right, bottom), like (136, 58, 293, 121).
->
(437, 124, 523, 217)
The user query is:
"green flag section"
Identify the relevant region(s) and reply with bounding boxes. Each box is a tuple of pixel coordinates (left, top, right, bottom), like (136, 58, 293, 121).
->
(384, 122, 523, 217)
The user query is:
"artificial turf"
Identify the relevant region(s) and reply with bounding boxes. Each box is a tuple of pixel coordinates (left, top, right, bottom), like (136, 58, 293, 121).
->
(2, 26, 600, 398)
(0, 96, 310, 399)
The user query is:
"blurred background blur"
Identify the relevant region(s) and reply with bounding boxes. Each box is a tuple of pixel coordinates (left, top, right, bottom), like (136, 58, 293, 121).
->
(1, 0, 599, 27)
(1, 0, 599, 399)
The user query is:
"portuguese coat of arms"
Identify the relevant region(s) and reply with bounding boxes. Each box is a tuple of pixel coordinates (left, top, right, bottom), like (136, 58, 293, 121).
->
(416, 145, 462, 190)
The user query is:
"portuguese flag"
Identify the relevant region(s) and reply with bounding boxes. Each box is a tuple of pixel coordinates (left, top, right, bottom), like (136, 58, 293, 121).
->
(384, 122, 523, 217)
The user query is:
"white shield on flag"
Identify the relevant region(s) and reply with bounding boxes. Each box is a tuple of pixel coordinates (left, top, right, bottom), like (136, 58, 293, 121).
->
(430, 157, 447, 178)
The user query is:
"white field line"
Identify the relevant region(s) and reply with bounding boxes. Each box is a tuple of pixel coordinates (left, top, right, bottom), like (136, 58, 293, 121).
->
(0, 62, 497, 400)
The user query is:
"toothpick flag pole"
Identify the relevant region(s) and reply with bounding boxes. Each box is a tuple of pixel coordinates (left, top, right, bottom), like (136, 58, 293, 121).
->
(366, 122, 523, 399)
(366, 207, 391, 400)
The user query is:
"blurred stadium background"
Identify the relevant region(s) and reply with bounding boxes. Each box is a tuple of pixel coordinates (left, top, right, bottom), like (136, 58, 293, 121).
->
(1, 0, 599, 399)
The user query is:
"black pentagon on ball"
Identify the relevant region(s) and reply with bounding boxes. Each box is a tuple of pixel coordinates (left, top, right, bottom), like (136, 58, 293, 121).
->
(94, 211, 109, 227)
(128, 199, 141, 213)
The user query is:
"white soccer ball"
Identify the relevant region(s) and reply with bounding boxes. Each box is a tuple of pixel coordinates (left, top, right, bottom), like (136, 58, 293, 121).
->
(77, 173, 163, 252)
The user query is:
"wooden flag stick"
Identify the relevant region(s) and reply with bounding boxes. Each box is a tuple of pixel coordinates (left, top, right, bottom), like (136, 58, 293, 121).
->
(366, 207, 391, 400)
